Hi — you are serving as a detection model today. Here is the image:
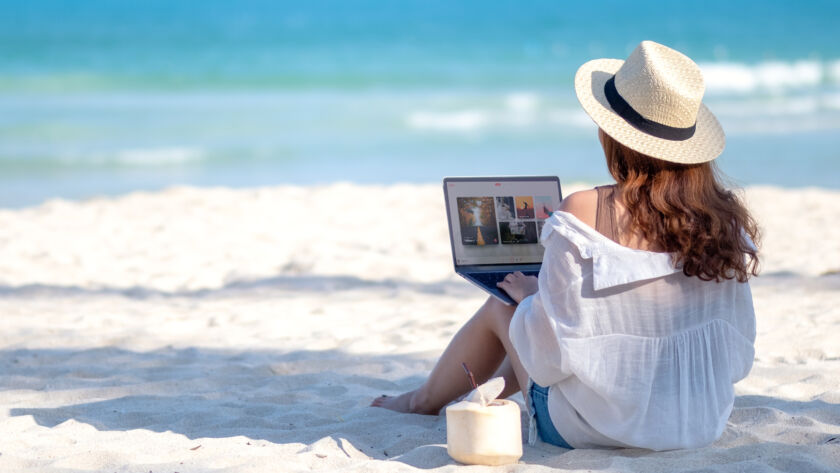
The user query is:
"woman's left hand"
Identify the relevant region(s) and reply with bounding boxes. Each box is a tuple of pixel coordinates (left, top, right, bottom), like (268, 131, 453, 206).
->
(497, 271, 538, 304)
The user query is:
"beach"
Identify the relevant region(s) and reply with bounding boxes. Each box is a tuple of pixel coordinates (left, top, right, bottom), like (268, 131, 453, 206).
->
(2, 1, 839, 470)
(1, 182, 839, 472)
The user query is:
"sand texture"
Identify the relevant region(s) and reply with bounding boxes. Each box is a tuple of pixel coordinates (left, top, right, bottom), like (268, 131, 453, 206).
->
(1, 183, 839, 472)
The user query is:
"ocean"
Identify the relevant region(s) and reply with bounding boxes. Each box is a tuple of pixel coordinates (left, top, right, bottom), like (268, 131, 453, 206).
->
(1, 0, 839, 207)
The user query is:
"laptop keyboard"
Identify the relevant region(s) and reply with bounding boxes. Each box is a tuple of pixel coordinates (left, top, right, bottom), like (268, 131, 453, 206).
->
(471, 270, 539, 287)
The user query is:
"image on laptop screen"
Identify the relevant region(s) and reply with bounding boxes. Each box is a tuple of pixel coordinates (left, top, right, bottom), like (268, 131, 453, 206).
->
(445, 177, 562, 266)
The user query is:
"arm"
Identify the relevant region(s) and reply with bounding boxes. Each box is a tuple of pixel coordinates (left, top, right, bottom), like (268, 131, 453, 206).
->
(507, 279, 572, 387)
(505, 205, 597, 387)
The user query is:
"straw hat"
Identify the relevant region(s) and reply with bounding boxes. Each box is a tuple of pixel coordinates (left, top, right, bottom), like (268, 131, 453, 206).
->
(575, 40, 724, 164)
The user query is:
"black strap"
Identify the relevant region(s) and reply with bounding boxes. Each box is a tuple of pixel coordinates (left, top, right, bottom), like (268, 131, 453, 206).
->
(604, 76, 696, 141)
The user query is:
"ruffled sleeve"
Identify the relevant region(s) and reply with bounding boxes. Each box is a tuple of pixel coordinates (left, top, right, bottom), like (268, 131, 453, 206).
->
(508, 219, 580, 386)
(509, 293, 573, 387)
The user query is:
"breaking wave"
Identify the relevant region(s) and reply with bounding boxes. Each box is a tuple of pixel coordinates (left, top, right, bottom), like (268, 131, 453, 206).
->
(700, 59, 840, 94)
(115, 147, 204, 166)
(406, 59, 840, 135)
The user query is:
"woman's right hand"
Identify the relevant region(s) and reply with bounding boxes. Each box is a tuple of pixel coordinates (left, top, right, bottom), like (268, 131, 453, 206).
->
(497, 271, 538, 304)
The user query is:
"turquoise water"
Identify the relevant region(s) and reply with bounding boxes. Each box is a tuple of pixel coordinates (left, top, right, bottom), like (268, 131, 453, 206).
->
(1, 1, 839, 207)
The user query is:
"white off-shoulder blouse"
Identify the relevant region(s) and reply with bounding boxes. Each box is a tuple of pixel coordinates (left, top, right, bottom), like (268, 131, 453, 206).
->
(509, 211, 756, 451)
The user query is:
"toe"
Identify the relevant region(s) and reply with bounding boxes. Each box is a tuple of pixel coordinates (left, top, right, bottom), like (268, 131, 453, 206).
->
(370, 395, 389, 407)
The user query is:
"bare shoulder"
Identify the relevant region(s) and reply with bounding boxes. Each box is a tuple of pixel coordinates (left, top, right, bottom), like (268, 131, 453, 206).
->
(558, 189, 598, 228)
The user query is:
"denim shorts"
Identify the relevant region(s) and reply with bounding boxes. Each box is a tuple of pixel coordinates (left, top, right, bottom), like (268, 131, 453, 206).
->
(529, 382, 573, 449)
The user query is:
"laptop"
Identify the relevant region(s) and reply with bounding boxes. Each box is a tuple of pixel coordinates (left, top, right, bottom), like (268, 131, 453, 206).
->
(443, 176, 563, 305)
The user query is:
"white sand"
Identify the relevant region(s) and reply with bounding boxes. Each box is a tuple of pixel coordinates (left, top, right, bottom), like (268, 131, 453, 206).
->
(0, 183, 839, 472)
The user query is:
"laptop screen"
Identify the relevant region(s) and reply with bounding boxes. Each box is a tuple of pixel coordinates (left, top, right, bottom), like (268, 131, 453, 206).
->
(444, 177, 562, 267)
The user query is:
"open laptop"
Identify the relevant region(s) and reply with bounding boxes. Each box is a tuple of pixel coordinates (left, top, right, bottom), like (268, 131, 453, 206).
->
(443, 176, 563, 305)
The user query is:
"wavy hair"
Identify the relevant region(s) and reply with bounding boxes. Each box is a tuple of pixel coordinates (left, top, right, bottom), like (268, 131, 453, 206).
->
(599, 129, 760, 282)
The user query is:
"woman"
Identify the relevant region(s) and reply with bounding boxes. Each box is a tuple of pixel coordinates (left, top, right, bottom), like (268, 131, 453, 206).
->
(372, 41, 759, 451)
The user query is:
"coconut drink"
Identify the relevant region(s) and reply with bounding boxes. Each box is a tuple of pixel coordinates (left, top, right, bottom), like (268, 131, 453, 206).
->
(445, 373, 522, 465)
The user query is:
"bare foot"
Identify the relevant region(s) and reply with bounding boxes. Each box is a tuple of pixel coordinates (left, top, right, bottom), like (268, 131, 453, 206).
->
(370, 391, 414, 412)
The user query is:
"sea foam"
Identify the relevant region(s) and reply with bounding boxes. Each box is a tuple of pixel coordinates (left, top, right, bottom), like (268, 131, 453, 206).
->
(406, 93, 546, 132)
(116, 147, 204, 166)
(700, 59, 835, 94)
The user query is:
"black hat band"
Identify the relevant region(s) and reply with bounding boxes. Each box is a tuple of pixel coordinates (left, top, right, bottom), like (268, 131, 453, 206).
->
(604, 76, 697, 141)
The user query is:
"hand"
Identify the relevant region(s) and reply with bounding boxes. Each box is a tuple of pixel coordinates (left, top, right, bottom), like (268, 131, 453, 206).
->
(497, 271, 538, 304)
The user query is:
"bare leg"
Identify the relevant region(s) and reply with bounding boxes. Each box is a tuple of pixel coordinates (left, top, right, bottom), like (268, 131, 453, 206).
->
(372, 296, 530, 414)
(491, 357, 520, 400)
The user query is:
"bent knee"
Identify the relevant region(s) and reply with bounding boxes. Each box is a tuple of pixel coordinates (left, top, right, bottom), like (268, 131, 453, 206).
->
(483, 295, 516, 315)
(478, 296, 516, 331)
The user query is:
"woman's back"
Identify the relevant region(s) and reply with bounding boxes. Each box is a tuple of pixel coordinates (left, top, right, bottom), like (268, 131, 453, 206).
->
(509, 209, 756, 450)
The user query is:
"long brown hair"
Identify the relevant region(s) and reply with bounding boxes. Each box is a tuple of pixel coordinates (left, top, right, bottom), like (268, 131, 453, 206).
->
(599, 129, 760, 282)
